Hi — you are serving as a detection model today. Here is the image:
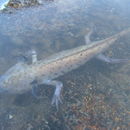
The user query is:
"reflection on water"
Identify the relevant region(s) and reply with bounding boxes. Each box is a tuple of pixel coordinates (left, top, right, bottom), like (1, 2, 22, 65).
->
(0, 0, 130, 129)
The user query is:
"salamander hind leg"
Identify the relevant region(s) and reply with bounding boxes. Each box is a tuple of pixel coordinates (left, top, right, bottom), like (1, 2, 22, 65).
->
(96, 53, 130, 64)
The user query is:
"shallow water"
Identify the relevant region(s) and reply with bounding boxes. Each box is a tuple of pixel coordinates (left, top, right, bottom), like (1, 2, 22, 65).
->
(0, 0, 130, 129)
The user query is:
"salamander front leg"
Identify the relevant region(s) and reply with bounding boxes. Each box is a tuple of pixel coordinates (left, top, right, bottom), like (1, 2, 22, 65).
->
(31, 80, 40, 98)
(42, 79, 63, 110)
(31, 49, 37, 64)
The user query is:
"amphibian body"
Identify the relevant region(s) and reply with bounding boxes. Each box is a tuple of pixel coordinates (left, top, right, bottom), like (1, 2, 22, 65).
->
(0, 28, 129, 109)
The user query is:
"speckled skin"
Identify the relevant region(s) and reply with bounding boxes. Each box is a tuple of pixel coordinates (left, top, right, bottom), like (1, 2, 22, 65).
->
(0, 28, 129, 94)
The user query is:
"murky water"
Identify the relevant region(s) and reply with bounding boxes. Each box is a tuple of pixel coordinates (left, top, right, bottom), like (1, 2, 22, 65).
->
(0, 0, 130, 129)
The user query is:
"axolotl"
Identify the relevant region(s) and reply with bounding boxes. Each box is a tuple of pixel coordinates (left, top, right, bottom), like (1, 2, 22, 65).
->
(0, 28, 130, 109)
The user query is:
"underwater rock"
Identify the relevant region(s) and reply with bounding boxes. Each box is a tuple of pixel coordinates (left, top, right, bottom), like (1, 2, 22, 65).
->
(8, 0, 42, 8)
(0, 0, 42, 11)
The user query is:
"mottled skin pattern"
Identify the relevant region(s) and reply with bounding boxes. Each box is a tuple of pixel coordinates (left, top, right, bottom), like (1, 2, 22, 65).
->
(0, 28, 130, 108)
